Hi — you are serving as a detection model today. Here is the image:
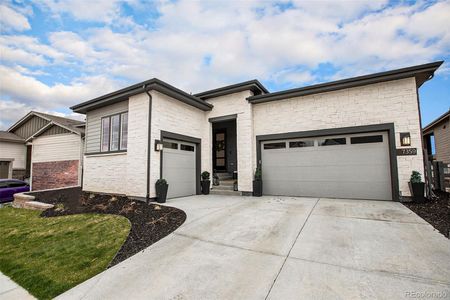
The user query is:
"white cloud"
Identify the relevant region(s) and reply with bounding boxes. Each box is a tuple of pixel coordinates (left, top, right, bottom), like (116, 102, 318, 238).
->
(0, 4, 31, 32)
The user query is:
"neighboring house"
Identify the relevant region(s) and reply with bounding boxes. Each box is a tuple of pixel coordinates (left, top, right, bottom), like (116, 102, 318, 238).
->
(71, 61, 442, 202)
(2, 111, 85, 191)
(423, 109, 450, 164)
(0, 131, 26, 179)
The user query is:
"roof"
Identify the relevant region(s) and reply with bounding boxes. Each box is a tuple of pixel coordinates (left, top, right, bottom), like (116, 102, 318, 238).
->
(71, 78, 213, 114)
(247, 61, 443, 104)
(423, 109, 450, 134)
(8, 111, 85, 136)
(0, 131, 25, 143)
(194, 80, 269, 100)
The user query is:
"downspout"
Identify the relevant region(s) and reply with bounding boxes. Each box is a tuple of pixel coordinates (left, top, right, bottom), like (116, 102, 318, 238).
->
(144, 85, 153, 203)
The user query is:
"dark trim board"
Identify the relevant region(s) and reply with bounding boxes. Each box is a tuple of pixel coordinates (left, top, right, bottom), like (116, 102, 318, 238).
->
(160, 130, 202, 195)
(247, 61, 442, 104)
(85, 150, 127, 156)
(255, 123, 399, 201)
(208, 114, 237, 123)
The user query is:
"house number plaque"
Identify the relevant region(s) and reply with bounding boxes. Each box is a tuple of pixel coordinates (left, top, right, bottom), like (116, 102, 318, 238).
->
(396, 148, 417, 156)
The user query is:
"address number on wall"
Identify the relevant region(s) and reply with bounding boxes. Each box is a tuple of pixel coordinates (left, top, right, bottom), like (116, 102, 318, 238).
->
(396, 148, 417, 156)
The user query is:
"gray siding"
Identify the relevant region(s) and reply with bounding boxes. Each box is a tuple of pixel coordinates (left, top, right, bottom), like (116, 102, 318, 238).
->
(85, 100, 129, 153)
(13, 116, 49, 139)
(434, 119, 450, 164)
(39, 125, 70, 136)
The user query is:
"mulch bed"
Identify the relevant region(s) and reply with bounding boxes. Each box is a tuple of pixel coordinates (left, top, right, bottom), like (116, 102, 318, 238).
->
(403, 191, 450, 238)
(29, 187, 186, 266)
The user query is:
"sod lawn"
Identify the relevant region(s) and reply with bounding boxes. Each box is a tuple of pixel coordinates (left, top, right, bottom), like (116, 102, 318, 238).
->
(0, 207, 130, 300)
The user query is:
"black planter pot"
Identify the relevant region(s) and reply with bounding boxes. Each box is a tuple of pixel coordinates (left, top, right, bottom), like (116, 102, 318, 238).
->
(253, 180, 263, 197)
(156, 183, 168, 203)
(409, 182, 425, 202)
(201, 180, 210, 195)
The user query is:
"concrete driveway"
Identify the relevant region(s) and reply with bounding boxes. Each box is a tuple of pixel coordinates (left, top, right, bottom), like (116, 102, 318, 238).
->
(58, 196, 450, 300)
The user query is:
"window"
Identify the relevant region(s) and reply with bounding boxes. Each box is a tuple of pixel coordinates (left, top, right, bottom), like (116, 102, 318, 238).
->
(318, 138, 346, 146)
(120, 113, 128, 150)
(351, 135, 383, 144)
(163, 141, 178, 149)
(289, 140, 314, 148)
(180, 144, 194, 151)
(264, 142, 286, 150)
(101, 112, 128, 152)
(101, 117, 110, 151)
(9, 182, 27, 187)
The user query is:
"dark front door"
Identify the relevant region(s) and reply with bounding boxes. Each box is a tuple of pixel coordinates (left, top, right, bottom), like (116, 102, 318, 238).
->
(213, 130, 226, 171)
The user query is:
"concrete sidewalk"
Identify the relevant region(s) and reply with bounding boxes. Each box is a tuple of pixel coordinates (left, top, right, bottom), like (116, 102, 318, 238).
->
(57, 195, 450, 300)
(0, 272, 35, 300)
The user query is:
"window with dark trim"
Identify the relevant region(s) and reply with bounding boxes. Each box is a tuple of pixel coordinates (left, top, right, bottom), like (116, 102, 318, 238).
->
(180, 144, 194, 151)
(101, 112, 128, 152)
(264, 142, 286, 150)
(163, 141, 178, 149)
(318, 138, 346, 146)
(289, 140, 314, 148)
(350, 135, 383, 144)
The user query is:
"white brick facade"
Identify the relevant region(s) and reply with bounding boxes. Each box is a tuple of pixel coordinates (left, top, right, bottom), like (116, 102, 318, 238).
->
(81, 77, 424, 199)
(204, 90, 255, 192)
(253, 78, 423, 197)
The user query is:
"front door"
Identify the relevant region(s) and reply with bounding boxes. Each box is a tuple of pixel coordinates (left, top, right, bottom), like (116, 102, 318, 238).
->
(213, 130, 226, 171)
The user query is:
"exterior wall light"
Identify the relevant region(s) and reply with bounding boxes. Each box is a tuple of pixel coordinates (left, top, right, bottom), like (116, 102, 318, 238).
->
(155, 140, 163, 151)
(400, 132, 411, 146)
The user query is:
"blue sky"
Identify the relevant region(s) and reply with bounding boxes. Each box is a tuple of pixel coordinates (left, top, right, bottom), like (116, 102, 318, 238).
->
(0, 0, 449, 129)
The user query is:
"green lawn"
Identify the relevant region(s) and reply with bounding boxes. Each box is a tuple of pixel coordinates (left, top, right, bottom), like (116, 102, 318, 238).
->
(0, 207, 130, 300)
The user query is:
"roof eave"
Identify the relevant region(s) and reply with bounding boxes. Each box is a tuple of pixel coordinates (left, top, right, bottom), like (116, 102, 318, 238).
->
(71, 80, 213, 114)
(247, 61, 443, 104)
(423, 110, 450, 133)
(194, 80, 269, 100)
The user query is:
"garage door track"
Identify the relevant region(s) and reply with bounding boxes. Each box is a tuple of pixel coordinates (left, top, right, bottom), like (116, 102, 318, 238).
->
(57, 196, 450, 300)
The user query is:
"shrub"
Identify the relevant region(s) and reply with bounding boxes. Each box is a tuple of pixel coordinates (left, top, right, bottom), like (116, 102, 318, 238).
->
(410, 171, 423, 183)
(156, 179, 167, 185)
(254, 167, 262, 181)
(201, 171, 210, 180)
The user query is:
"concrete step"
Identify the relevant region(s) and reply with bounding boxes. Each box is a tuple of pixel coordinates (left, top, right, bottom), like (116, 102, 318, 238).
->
(209, 190, 242, 196)
(216, 173, 233, 180)
(217, 180, 235, 187)
(212, 185, 234, 191)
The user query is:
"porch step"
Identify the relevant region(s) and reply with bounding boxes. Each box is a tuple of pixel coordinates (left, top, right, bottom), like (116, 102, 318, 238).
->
(212, 185, 234, 191)
(210, 190, 242, 196)
(217, 179, 235, 187)
(216, 173, 233, 180)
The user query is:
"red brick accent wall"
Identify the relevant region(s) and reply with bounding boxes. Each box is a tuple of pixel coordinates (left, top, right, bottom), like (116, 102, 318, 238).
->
(32, 160, 79, 191)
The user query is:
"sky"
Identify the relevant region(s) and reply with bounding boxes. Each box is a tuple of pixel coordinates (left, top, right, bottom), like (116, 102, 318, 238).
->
(0, 0, 449, 130)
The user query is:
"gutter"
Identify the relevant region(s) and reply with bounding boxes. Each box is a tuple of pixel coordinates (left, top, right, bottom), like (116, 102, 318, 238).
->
(144, 85, 153, 203)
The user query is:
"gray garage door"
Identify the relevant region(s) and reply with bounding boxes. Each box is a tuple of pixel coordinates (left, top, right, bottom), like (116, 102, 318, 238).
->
(162, 139, 196, 199)
(261, 132, 392, 200)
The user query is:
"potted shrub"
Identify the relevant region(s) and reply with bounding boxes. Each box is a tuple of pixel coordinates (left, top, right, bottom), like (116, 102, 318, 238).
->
(201, 171, 211, 195)
(155, 179, 168, 203)
(253, 166, 263, 197)
(409, 171, 425, 202)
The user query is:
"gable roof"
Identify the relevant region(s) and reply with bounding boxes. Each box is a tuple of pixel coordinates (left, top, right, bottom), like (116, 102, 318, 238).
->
(71, 78, 213, 114)
(0, 131, 25, 143)
(8, 111, 85, 137)
(194, 80, 269, 100)
(247, 61, 443, 104)
(423, 109, 450, 134)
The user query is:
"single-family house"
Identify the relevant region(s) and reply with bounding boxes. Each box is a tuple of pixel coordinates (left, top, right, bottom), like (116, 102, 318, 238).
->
(423, 109, 450, 164)
(71, 61, 443, 202)
(1, 111, 85, 190)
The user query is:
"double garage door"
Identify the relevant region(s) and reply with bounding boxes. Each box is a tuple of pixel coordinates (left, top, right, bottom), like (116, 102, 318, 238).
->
(162, 139, 197, 199)
(261, 131, 392, 200)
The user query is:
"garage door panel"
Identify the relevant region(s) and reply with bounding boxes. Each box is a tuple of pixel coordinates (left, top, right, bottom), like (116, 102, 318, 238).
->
(261, 131, 392, 200)
(263, 179, 391, 200)
(162, 139, 196, 199)
(263, 164, 390, 183)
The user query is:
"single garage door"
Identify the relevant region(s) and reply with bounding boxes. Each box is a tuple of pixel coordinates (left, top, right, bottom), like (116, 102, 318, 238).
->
(261, 132, 392, 200)
(162, 139, 196, 199)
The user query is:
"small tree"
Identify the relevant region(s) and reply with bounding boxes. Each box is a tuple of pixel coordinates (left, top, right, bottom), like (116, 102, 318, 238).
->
(410, 171, 422, 183)
(201, 171, 210, 181)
